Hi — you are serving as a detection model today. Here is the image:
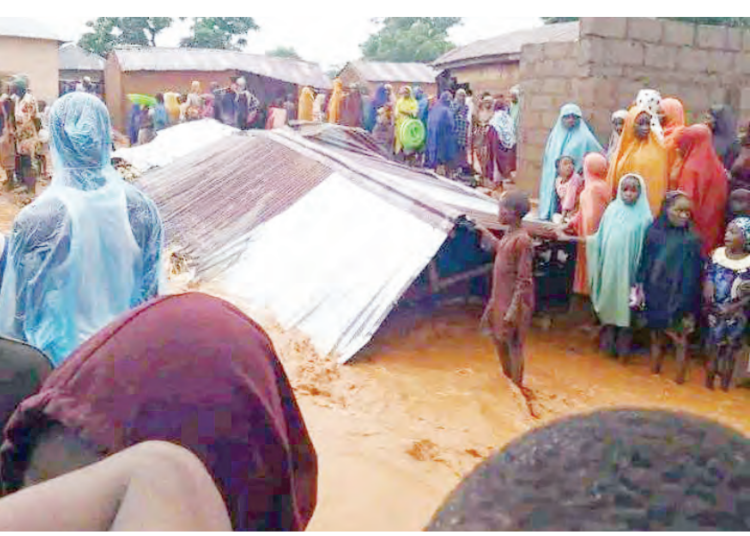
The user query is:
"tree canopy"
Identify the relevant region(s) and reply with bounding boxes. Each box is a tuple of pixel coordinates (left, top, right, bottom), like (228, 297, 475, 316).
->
(266, 46, 303, 60)
(360, 18, 462, 63)
(79, 17, 173, 56)
(542, 17, 750, 27)
(179, 18, 259, 50)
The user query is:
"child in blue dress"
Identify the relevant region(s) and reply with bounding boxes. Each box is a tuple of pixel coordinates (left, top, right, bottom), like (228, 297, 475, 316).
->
(703, 216, 750, 390)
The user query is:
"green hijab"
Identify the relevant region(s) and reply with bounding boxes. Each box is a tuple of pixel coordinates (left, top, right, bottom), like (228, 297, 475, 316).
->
(587, 174, 653, 327)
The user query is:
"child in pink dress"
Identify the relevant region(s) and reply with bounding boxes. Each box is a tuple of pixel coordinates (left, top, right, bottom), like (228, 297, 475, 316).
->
(555, 155, 584, 222)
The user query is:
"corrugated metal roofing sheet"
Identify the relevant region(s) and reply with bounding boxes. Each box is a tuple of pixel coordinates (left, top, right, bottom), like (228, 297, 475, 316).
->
(59, 43, 105, 72)
(114, 47, 332, 89)
(349, 60, 439, 84)
(133, 122, 501, 363)
(0, 17, 65, 42)
(137, 134, 333, 281)
(432, 21, 579, 68)
(216, 172, 448, 363)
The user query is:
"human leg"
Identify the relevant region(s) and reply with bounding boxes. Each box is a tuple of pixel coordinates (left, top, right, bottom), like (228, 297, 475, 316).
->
(508, 331, 525, 387)
(599, 325, 616, 356)
(615, 327, 632, 362)
(0, 441, 231, 531)
(493, 337, 513, 380)
(650, 330, 664, 374)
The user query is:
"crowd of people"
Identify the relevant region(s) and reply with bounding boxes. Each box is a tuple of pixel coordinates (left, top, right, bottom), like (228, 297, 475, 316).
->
(314, 79, 521, 184)
(0, 69, 750, 529)
(472, 88, 750, 392)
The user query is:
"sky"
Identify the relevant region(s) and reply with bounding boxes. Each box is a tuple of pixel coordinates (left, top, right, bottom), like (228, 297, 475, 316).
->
(33, 17, 543, 70)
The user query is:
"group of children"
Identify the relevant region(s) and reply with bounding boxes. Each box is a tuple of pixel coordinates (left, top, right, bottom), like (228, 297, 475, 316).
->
(469, 92, 750, 392)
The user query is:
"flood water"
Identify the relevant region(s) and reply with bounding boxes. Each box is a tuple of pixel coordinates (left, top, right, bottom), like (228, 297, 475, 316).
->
(261, 301, 750, 531)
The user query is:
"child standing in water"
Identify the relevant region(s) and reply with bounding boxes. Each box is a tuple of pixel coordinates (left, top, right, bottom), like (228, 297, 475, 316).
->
(472, 191, 534, 386)
(588, 174, 653, 359)
(703, 217, 750, 391)
(635, 191, 702, 384)
(554, 155, 583, 222)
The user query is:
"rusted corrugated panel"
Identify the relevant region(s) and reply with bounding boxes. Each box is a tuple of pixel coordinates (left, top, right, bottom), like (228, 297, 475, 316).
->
(137, 134, 333, 280)
(351, 61, 439, 84)
(59, 43, 105, 71)
(114, 47, 332, 89)
(432, 21, 579, 68)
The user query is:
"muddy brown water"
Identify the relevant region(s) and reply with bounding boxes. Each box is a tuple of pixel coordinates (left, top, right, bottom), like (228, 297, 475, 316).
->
(2, 194, 749, 531)
(239, 298, 750, 531)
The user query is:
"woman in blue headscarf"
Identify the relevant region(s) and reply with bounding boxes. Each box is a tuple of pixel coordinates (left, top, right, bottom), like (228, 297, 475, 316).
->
(0, 92, 164, 366)
(538, 104, 604, 220)
(587, 173, 653, 358)
(414, 87, 429, 126)
(365, 84, 389, 133)
(426, 91, 457, 172)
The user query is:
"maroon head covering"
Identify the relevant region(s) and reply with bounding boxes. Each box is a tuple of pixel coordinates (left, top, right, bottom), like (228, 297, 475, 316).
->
(0, 292, 317, 531)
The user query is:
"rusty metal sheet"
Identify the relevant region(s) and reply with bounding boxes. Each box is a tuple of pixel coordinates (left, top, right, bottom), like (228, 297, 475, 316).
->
(114, 47, 332, 89)
(348, 60, 439, 84)
(433, 21, 579, 68)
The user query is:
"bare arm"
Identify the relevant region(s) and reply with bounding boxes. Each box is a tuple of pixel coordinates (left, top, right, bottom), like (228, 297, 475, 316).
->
(0, 441, 231, 531)
(473, 222, 501, 251)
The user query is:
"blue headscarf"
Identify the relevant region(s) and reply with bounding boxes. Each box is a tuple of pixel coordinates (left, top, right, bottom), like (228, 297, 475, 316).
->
(414, 87, 429, 125)
(730, 216, 750, 251)
(127, 104, 141, 145)
(539, 104, 604, 220)
(365, 85, 389, 132)
(587, 174, 653, 327)
(426, 92, 457, 168)
(0, 93, 164, 365)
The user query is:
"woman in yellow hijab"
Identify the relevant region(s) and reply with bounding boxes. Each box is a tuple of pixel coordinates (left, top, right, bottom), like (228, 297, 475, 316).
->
(394, 86, 418, 156)
(607, 105, 668, 216)
(298, 87, 314, 122)
(327, 79, 344, 124)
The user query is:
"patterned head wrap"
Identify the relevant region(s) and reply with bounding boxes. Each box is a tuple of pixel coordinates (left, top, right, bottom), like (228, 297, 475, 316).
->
(636, 89, 664, 143)
(730, 217, 750, 250)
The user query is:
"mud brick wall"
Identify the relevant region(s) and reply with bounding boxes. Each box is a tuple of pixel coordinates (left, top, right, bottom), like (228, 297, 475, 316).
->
(518, 17, 750, 198)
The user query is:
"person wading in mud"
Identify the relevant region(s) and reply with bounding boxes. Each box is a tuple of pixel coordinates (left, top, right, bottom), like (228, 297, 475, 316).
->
(463, 190, 534, 386)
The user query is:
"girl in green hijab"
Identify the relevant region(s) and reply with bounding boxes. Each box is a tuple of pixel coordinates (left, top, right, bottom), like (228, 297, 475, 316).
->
(587, 173, 653, 358)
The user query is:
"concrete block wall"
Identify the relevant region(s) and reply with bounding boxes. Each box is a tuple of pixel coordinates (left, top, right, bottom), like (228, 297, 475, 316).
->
(517, 17, 750, 199)
(518, 41, 582, 195)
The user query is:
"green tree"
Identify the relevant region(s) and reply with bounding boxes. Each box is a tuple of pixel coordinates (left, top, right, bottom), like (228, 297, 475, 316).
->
(266, 46, 303, 60)
(542, 17, 750, 27)
(360, 18, 462, 63)
(180, 18, 259, 50)
(79, 17, 173, 56)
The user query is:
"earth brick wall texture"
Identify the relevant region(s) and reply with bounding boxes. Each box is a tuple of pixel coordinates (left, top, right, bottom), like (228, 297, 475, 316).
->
(517, 17, 750, 199)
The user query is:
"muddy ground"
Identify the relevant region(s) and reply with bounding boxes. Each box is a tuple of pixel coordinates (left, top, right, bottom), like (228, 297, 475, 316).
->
(4, 193, 750, 531)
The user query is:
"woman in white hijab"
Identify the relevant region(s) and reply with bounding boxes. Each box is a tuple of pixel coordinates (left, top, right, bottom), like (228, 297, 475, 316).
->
(312, 92, 326, 122)
(607, 110, 629, 163)
(636, 89, 664, 144)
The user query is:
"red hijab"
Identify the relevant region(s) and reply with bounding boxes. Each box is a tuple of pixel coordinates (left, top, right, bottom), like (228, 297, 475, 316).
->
(0, 293, 317, 531)
(675, 124, 729, 255)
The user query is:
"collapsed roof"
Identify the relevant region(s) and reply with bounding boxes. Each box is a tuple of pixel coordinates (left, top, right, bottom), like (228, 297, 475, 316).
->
(132, 121, 501, 363)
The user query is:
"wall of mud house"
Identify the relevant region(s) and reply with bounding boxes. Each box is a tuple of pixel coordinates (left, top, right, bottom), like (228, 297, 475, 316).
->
(443, 60, 520, 100)
(518, 17, 750, 198)
(106, 65, 238, 132)
(0, 36, 59, 103)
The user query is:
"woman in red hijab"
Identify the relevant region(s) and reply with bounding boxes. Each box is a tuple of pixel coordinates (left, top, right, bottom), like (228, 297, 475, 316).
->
(674, 124, 729, 255)
(661, 98, 686, 190)
(0, 292, 317, 531)
(565, 153, 612, 295)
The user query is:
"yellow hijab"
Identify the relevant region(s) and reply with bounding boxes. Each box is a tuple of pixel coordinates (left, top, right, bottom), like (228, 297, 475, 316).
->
(607, 105, 668, 216)
(327, 79, 344, 124)
(298, 87, 314, 122)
